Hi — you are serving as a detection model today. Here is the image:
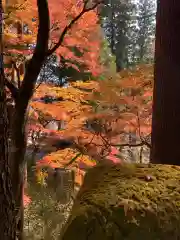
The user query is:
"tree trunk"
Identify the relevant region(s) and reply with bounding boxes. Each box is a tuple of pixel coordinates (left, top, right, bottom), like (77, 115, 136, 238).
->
(0, 3, 16, 238)
(10, 111, 27, 240)
(9, 2, 50, 238)
(0, 74, 16, 240)
(151, 0, 180, 165)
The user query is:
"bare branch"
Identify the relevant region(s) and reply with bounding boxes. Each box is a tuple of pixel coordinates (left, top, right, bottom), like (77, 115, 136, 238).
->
(136, 111, 151, 148)
(111, 141, 151, 149)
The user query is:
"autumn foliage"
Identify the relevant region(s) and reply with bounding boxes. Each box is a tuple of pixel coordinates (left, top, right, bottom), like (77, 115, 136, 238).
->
(90, 64, 153, 138)
(3, 0, 153, 210)
(25, 65, 153, 194)
(3, 0, 102, 77)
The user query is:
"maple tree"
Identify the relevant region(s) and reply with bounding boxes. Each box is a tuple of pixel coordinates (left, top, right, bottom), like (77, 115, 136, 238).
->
(3, 0, 102, 82)
(24, 78, 122, 191)
(28, 65, 153, 195)
(82, 64, 152, 160)
(27, 81, 98, 186)
(0, 0, 103, 238)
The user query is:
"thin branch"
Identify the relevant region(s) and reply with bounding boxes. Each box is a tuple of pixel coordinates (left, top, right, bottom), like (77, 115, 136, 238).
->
(3, 1, 28, 20)
(111, 141, 151, 149)
(34, 81, 42, 91)
(136, 111, 151, 148)
(47, 0, 103, 56)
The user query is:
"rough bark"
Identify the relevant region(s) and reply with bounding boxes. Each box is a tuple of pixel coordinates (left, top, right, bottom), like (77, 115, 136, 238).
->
(8, 1, 50, 238)
(0, 2, 16, 237)
(151, 0, 180, 164)
(0, 78, 16, 239)
(60, 162, 180, 240)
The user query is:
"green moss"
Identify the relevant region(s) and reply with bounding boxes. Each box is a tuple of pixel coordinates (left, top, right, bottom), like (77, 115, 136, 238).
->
(60, 162, 180, 240)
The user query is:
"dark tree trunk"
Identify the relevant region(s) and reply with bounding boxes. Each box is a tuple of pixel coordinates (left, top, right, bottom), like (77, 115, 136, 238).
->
(0, 76, 16, 240)
(151, 0, 180, 165)
(0, 3, 16, 238)
(9, 1, 50, 238)
(0, 78, 16, 239)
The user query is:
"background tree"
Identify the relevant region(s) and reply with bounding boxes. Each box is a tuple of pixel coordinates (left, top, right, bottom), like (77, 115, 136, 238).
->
(136, 0, 155, 64)
(100, 0, 134, 71)
(98, 28, 116, 78)
(99, 0, 156, 71)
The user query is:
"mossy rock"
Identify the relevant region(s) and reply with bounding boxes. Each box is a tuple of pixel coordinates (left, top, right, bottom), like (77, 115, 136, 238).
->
(60, 162, 180, 240)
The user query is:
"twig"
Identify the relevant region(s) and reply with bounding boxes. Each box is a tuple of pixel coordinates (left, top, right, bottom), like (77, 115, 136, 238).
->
(47, 0, 103, 56)
(111, 141, 151, 149)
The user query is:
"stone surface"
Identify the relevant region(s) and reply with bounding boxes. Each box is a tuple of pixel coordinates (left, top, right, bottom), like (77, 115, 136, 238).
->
(60, 162, 180, 240)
